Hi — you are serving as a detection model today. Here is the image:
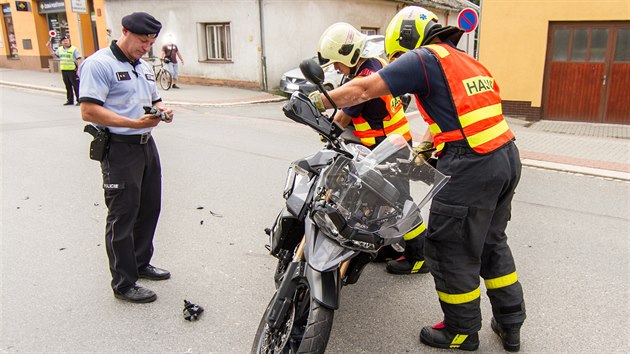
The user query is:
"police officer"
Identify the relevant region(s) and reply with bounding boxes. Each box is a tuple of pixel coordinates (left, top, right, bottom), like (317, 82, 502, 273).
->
(79, 12, 173, 303)
(46, 36, 81, 106)
(312, 22, 428, 275)
(310, 6, 526, 352)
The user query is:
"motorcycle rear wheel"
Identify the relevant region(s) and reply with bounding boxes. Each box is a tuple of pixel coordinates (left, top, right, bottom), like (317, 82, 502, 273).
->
(251, 281, 334, 354)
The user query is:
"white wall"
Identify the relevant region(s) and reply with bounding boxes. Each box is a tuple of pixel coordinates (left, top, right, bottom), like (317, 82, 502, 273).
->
(104, 0, 473, 90)
(105, 0, 262, 85)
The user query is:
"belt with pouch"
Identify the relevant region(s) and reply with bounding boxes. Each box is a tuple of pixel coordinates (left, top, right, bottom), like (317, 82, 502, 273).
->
(109, 132, 152, 144)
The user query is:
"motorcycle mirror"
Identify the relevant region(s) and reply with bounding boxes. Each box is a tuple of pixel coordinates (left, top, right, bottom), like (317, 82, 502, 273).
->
(299, 59, 324, 85)
(299, 58, 339, 119)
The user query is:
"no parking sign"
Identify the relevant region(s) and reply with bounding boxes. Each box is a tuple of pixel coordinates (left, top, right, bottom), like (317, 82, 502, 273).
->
(457, 8, 479, 33)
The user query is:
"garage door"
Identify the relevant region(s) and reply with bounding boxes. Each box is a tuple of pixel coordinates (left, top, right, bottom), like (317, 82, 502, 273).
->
(543, 22, 630, 124)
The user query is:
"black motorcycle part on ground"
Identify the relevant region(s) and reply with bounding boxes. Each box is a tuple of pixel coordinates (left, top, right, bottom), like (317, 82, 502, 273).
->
(343, 252, 376, 285)
(270, 209, 304, 258)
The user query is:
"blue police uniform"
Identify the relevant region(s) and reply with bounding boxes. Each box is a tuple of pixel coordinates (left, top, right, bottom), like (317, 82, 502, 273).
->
(79, 38, 165, 295)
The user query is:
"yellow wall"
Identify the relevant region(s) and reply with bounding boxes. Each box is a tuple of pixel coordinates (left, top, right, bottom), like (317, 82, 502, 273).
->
(0, 0, 108, 69)
(478, 0, 630, 107)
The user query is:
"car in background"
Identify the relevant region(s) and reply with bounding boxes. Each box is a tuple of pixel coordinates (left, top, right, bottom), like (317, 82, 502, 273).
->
(279, 62, 344, 94)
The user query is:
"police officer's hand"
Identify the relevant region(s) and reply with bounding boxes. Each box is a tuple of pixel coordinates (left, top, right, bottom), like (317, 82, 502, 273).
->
(413, 140, 434, 165)
(137, 114, 162, 128)
(158, 106, 174, 123)
(308, 91, 326, 112)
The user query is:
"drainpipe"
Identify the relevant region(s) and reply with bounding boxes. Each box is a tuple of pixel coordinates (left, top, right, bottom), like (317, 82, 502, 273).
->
(258, 0, 268, 91)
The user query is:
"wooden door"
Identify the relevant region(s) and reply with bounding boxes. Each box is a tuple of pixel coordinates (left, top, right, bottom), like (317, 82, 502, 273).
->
(543, 22, 630, 124)
(604, 27, 630, 124)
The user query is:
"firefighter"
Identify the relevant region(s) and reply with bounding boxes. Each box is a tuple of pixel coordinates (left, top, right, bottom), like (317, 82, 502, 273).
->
(313, 22, 429, 275)
(309, 7, 526, 352)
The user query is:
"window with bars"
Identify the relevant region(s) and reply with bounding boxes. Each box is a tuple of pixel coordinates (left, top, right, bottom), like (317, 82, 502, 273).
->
(200, 22, 232, 61)
(361, 27, 378, 35)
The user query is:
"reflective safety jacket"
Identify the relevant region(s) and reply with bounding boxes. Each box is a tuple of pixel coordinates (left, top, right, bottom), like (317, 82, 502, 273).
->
(351, 58, 412, 147)
(58, 46, 78, 71)
(420, 44, 514, 154)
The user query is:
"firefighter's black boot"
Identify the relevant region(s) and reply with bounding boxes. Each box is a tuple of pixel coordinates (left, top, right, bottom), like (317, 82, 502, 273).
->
(420, 322, 479, 351)
(386, 237, 428, 274)
(373, 245, 403, 263)
(491, 317, 521, 352)
(386, 256, 429, 274)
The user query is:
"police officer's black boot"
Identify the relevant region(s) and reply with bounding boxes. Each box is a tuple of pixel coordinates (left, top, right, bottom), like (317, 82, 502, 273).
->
(386, 237, 428, 274)
(420, 322, 479, 351)
(491, 317, 521, 352)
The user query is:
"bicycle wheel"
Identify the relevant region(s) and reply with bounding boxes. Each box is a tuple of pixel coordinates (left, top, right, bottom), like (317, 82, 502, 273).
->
(159, 69, 172, 90)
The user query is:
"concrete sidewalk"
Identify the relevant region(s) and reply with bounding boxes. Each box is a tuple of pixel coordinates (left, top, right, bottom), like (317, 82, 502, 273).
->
(1, 68, 629, 181)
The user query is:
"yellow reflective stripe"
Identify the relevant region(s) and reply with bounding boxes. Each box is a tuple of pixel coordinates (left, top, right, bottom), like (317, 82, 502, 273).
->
(467, 119, 510, 148)
(437, 287, 480, 304)
(451, 334, 469, 347)
(403, 222, 425, 241)
(425, 44, 450, 58)
(354, 121, 371, 130)
(484, 272, 518, 289)
(360, 137, 376, 146)
(383, 110, 405, 128)
(459, 103, 503, 127)
(436, 142, 445, 152)
(388, 124, 410, 137)
(411, 260, 425, 273)
(429, 122, 441, 134)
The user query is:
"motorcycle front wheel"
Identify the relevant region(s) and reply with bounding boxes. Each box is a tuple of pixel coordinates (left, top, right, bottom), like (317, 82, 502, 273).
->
(251, 279, 334, 354)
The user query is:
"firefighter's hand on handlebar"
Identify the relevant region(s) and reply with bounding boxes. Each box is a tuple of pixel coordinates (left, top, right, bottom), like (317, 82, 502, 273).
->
(308, 92, 326, 112)
(413, 141, 435, 165)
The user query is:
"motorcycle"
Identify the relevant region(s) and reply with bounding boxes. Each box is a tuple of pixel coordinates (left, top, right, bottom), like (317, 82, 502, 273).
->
(251, 59, 449, 354)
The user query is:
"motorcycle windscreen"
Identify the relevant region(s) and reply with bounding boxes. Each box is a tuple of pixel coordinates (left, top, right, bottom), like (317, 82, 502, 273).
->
(320, 134, 449, 239)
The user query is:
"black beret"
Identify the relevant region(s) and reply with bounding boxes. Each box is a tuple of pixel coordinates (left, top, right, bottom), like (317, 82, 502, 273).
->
(121, 12, 162, 37)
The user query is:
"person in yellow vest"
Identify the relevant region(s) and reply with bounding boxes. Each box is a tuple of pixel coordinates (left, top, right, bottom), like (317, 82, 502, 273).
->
(313, 22, 429, 275)
(309, 7, 526, 352)
(46, 36, 82, 106)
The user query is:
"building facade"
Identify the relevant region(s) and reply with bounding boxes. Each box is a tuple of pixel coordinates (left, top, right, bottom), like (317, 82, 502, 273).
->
(101, 0, 476, 90)
(0, 0, 108, 70)
(478, 0, 629, 124)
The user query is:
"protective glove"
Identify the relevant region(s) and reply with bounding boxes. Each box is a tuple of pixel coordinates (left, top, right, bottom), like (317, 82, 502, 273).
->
(413, 140, 434, 164)
(308, 91, 326, 112)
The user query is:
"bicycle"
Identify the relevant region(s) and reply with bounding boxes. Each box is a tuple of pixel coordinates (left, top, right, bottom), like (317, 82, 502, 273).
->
(149, 57, 172, 90)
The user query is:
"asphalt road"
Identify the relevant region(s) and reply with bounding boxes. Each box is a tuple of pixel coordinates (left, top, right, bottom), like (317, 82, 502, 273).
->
(1, 87, 629, 353)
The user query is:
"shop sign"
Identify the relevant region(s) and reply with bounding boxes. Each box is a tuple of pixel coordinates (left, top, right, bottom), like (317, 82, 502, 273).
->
(37, 0, 66, 14)
(16, 1, 30, 12)
(70, 0, 87, 14)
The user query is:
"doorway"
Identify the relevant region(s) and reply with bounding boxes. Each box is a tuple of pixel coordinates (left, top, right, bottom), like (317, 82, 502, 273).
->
(543, 22, 630, 124)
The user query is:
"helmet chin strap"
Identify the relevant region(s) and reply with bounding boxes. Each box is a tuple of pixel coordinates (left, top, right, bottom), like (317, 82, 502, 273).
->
(348, 57, 367, 78)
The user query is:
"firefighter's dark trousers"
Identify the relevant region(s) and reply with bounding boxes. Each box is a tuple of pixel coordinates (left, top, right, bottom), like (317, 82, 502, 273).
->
(424, 140, 526, 334)
(101, 137, 162, 292)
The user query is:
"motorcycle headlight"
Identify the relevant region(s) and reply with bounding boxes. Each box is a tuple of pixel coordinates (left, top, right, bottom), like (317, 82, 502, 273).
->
(283, 165, 309, 199)
(283, 167, 296, 199)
